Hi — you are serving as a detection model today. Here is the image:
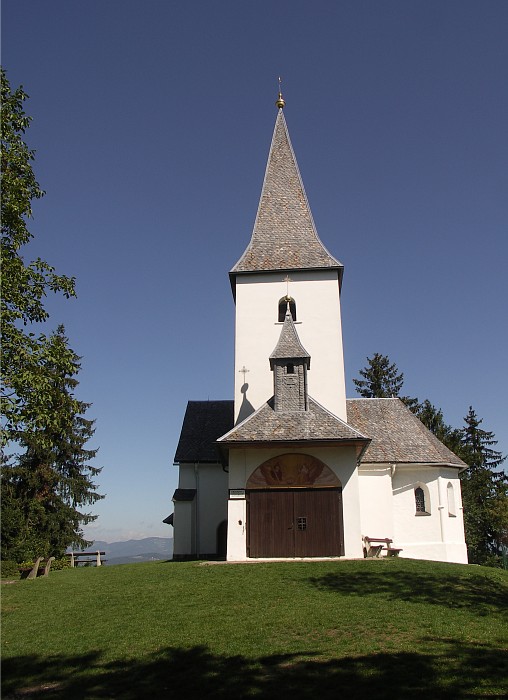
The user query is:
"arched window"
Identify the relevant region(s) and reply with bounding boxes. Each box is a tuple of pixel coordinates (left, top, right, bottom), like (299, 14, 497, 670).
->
(447, 482, 456, 517)
(415, 486, 427, 514)
(278, 297, 296, 322)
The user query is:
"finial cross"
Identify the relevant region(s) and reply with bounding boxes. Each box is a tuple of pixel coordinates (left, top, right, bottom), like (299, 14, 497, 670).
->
(276, 77, 285, 109)
(239, 366, 250, 381)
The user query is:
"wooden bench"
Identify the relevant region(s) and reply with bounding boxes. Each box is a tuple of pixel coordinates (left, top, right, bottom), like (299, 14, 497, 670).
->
(66, 551, 106, 567)
(21, 556, 55, 579)
(363, 536, 402, 558)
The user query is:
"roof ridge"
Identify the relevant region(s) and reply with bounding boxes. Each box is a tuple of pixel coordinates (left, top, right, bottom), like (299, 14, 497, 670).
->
(216, 398, 269, 441)
(308, 396, 371, 440)
(347, 397, 401, 401)
(217, 394, 370, 446)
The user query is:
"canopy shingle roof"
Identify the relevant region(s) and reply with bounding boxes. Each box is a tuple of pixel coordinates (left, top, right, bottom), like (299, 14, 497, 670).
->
(217, 397, 369, 454)
(269, 310, 310, 367)
(173, 398, 466, 469)
(230, 109, 343, 280)
(346, 398, 466, 468)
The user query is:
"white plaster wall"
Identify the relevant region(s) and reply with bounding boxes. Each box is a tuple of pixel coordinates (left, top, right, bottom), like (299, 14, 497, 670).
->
(174, 463, 228, 557)
(178, 463, 196, 489)
(197, 465, 229, 555)
(397, 542, 467, 564)
(173, 500, 195, 557)
(227, 446, 362, 560)
(392, 466, 468, 564)
(227, 498, 247, 561)
(437, 470, 467, 546)
(234, 270, 347, 423)
(393, 467, 441, 545)
(358, 467, 394, 538)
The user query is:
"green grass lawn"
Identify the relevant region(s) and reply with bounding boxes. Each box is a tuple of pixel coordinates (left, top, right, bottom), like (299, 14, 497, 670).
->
(2, 558, 507, 699)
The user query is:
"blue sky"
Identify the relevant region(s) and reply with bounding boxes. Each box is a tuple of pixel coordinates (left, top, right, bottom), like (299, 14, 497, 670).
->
(3, 1, 507, 543)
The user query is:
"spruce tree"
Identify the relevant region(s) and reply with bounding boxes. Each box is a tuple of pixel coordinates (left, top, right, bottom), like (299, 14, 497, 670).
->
(353, 353, 404, 398)
(2, 327, 102, 560)
(460, 407, 507, 566)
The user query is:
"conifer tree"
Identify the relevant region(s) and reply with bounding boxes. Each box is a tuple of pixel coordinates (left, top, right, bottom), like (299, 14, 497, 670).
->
(1, 325, 103, 560)
(459, 407, 507, 566)
(353, 353, 404, 398)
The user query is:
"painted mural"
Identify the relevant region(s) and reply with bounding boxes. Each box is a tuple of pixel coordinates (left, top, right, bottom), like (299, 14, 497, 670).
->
(246, 453, 340, 489)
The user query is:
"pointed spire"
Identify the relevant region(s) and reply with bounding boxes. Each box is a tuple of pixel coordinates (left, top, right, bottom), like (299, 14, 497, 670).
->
(269, 310, 310, 368)
(231, 106, 343, 277)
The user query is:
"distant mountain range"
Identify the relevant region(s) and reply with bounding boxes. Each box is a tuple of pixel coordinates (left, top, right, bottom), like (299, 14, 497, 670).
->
(88, 537, 173, 565)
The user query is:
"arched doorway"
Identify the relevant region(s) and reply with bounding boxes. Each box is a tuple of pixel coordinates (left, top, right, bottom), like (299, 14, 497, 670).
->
(216, 520, 228, 559)
(246, 454, 344, 558)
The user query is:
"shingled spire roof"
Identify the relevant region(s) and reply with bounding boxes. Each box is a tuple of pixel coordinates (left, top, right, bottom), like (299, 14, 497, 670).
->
(269, 309, 310, 368)
(230, 105, 343, 283)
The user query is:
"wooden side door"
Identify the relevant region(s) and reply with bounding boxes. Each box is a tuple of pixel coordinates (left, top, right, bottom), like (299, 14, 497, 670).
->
(247, 490, 294, 558)
(293, 489, 344, 557)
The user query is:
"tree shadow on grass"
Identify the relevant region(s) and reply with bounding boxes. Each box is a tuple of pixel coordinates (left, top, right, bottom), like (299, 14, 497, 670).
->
(308, 564, 508, 616)
(2, 639, 505, 699)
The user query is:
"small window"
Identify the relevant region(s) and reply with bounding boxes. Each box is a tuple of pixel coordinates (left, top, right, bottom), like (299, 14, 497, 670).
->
(297, 517, 307, 531)
(286, 363, 294, 374)
(278, 297, 297, 322)
(415, 487, 426, 513)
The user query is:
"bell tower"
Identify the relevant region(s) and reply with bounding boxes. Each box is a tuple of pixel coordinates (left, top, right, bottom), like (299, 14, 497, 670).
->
(229, 91, 347, 423)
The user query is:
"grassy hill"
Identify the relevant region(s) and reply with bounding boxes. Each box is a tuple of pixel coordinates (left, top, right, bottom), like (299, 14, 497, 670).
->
(2, 558, 507, 699)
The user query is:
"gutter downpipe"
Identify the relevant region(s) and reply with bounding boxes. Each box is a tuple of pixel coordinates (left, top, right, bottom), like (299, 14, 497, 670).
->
(194, 463, 200, 558)
(390, 464, 397, 539)
(437, 474, 445, 544)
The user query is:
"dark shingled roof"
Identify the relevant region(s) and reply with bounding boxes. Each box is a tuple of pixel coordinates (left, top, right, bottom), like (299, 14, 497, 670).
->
(217, 397, 369, 451)
(230, 110, 343, 279)
(346, 398, 466, 468)
(174, 401, 234, 463)
(172, 489, 196, 502)
(173, 398, 466, 468)
(269, 310, 310, 367)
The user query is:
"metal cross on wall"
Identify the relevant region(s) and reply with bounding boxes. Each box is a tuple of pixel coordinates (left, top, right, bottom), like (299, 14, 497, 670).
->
(239, 366, 250, 382)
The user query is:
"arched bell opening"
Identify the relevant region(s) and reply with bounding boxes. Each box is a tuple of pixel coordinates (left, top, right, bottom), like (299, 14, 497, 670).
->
(278, 297, 296, 322)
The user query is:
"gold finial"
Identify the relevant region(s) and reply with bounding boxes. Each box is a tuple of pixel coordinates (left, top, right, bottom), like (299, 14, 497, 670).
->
(276, 76, 285, 109)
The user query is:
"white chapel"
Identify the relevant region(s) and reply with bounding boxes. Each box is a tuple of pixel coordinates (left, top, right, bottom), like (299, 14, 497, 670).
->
(169, 92, 468, 564)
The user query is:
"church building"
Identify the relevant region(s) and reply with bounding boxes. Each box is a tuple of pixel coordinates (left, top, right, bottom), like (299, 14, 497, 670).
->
(170, 91, 468, 564)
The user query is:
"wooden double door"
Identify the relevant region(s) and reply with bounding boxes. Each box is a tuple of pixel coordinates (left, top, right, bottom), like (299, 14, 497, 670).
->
(247, 488, 344, 558)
